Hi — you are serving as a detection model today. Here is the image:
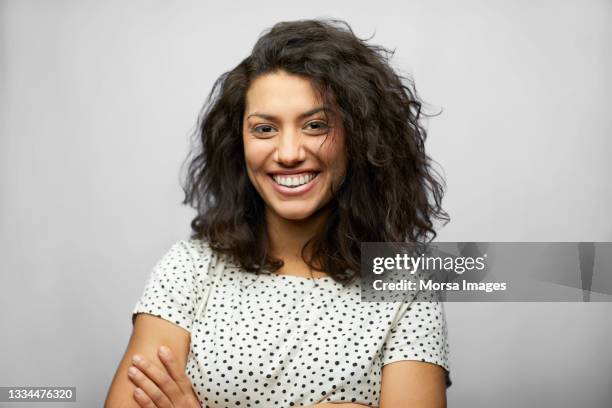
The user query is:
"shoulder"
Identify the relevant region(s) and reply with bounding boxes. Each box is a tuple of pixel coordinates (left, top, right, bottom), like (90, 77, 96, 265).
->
(167, 238, 237, 275)
(150, 238, 223, 281)
(174, 238, 213, 261)
(163, 238, 217, 261)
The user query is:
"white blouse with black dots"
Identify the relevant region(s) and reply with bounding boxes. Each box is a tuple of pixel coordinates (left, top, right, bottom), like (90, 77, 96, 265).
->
(132, 239, 451, 408)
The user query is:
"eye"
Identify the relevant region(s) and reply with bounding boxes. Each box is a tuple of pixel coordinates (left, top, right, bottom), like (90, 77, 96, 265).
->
(251, 124, 277, 137)
(304, 121, 330, 135)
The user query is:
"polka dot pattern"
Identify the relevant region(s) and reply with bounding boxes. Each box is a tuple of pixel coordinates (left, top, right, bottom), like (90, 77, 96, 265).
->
(133, 239, 451, 407)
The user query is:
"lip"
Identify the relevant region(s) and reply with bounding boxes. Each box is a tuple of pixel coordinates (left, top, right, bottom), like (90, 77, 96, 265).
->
(268, 169, 320, 176)
(269, 172, 320, 196)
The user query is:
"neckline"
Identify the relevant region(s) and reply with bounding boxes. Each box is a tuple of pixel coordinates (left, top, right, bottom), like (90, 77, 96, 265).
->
(267, 272, 341, 286)
(219, 252, 344, 286)
(274, 273, 334, 281)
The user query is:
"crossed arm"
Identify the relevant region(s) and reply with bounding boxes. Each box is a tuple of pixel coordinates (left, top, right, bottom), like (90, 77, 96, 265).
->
(104, 314, 446, 408)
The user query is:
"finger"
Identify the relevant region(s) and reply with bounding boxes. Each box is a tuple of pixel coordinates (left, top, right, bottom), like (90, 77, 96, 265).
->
(158, 346, 195, 395)
(132, 386, 158, 408)
(127, 365, 172, 408)
(132, 354, 183, 403)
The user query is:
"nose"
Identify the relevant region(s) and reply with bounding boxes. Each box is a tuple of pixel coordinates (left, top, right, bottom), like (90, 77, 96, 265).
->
(274, 129, 306, 165)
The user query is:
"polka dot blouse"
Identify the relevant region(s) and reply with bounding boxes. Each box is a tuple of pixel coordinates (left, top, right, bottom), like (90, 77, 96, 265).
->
(132, 239, 451, 408)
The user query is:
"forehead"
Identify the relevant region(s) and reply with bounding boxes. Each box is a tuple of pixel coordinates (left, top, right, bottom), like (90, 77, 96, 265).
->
(244, 71, 324, 115)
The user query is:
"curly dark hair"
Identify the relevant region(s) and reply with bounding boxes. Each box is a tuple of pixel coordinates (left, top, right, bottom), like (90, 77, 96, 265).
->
(181, 18, 449, 285)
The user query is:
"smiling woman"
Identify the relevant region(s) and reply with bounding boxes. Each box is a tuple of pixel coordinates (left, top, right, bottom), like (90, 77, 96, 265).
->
(105, 18, 450, 408)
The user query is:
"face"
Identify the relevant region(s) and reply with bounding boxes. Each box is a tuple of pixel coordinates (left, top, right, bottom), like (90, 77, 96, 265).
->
(242, 70, 347, 222)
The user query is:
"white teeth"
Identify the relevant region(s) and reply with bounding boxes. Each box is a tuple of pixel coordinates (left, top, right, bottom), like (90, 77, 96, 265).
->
(272, 172, 317, 188)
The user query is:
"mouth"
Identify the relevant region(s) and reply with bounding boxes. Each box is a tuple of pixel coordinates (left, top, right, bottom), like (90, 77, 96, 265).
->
(268, 171, 321, 195)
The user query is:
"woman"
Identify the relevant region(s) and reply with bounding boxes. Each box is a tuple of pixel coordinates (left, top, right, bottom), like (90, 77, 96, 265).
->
(105, 18, 451, 408)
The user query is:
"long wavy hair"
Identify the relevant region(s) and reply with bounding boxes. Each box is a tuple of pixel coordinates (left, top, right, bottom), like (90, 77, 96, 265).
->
(181, 18, 449, 284)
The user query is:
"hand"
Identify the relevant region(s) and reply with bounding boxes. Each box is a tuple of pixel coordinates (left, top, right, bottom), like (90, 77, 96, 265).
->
(127, 346, 201, 408)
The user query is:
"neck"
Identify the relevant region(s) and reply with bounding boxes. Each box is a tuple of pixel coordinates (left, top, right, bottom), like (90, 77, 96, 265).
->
(266, 205, 331, 262)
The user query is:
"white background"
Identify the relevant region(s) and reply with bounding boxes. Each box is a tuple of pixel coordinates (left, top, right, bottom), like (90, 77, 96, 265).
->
(1, 0, 611, 407)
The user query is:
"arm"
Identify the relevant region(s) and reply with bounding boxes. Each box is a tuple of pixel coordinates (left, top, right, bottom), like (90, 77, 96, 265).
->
(104, 313, 192, 408)
(378, 361, 447, 408)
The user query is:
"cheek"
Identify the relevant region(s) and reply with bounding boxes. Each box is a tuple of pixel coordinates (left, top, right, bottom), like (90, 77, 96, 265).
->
(243, 140, 267, 173)
(318, 138, 347, 177)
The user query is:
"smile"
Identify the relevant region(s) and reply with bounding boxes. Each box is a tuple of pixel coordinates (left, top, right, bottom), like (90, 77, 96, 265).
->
(271, 172, 318, 187)
(268, 172, 320, 196)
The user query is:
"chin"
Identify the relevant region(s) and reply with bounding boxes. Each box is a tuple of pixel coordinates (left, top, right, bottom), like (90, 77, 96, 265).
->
(275, 209, 313, 221)
(271, 204, 317, 221)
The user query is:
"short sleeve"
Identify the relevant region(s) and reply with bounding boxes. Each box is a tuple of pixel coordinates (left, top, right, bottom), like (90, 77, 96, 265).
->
(380, 289, 452, 387)
(132, 240, 204, 333)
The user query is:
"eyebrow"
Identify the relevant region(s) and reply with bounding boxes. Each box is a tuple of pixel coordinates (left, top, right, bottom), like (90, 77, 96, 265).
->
(246, 106, 331, 121)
